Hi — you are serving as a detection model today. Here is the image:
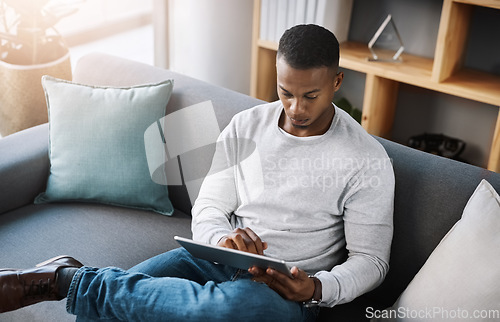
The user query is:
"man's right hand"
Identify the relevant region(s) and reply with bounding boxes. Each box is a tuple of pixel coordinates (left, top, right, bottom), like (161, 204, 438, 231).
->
(217, 227, 268, 255)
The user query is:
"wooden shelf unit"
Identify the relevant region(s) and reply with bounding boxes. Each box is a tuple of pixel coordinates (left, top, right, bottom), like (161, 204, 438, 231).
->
(250, 0, 500, 172)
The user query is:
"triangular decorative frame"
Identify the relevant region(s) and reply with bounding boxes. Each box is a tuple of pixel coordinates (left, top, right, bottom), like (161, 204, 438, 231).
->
(368, 14, 405, 62)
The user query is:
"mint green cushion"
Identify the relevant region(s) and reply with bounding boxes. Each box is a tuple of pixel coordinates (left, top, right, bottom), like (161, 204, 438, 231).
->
(35, 76, 174, 215)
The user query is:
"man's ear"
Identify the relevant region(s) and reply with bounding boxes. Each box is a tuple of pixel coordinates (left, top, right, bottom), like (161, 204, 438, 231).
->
(334, 72, 344, 92)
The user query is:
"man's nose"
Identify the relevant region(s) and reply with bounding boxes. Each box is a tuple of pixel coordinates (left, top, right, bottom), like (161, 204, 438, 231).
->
(290, 98, 305, 114)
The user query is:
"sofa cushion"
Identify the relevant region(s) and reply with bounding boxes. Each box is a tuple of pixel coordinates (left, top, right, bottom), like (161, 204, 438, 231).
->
(35, 76, 174, 215)
(0, 202, 192, 322)
(375, 179, 500, 321)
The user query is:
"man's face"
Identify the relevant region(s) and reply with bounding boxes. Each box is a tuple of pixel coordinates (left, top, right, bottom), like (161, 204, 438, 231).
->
(276, 56, 343, 137)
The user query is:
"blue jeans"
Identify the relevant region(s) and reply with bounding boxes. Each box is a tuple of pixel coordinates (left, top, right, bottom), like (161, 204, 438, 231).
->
(66, 248, 319, 321)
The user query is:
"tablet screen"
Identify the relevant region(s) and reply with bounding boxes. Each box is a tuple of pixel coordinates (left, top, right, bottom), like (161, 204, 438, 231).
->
(174, 236, 293, 278)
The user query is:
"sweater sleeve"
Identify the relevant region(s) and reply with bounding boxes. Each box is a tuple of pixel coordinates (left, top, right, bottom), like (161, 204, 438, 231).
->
(191, 126, 239, 245)
(315, 157, 395, 307)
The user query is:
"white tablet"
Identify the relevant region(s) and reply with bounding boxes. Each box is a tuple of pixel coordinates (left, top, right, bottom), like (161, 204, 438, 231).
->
(174, 236, 293, 278)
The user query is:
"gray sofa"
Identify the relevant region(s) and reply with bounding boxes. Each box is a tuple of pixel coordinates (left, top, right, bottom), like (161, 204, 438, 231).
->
(1, 53, 499, 322)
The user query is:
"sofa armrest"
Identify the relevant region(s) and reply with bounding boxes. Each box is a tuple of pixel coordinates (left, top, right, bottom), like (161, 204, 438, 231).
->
(0, 124, 49, 214)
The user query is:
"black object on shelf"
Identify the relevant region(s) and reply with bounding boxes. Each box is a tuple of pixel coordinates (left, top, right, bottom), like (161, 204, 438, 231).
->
(408, 133, 466, 161)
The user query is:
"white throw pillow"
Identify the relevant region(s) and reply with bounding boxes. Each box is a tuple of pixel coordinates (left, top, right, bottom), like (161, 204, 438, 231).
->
(373, 179, 500, 321)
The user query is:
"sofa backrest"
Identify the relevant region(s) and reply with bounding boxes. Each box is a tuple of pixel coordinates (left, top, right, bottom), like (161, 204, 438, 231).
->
(75, 54, 500, 308)
(369, 137, 500, 307)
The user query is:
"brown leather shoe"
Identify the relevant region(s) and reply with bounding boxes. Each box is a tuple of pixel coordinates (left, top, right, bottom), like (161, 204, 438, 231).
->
(0, 255, 83, 313)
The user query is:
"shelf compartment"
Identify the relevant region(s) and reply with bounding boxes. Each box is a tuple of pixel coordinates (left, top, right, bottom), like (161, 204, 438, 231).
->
(441, 69, 500, 107)
(362, 75, 399, 138)
(257, 39, 278, 51)
(489, 114, 500, 172)
(340, 42, 434, 88)
(452, 0, 500, 10)
(250, 0, 500, 171)
(432, 0, 473, 83)
(340, 41, 500, 107)
(251, 45, 278, 101)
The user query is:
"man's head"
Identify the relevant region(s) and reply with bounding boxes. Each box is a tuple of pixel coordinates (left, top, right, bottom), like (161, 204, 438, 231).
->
(277, 24, 340, 72)
(276, 24, 343, 137)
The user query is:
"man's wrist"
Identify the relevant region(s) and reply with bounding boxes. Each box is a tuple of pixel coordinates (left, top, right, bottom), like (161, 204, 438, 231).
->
(304, 276, 322, 307)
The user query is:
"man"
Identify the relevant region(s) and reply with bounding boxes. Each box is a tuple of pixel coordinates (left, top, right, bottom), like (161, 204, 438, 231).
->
(0, 25, 394, 321)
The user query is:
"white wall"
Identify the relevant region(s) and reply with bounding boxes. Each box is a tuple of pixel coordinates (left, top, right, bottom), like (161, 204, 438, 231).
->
(55, 0, 153, 36)
(167, 0, 253, 95)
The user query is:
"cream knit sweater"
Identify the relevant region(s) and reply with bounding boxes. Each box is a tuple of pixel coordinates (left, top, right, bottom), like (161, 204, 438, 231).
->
(192, 101, 395, 307)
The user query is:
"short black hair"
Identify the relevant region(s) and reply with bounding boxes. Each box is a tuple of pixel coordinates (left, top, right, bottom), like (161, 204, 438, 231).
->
(277, 24, 340, 71)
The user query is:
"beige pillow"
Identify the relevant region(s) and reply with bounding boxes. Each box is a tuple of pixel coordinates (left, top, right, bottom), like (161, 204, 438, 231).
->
(372, 179, 500, 321)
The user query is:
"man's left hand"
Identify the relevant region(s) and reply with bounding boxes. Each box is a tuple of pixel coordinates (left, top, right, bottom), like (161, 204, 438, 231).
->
(248, 266, 316, 302)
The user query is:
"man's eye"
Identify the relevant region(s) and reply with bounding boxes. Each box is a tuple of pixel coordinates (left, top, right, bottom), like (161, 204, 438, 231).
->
(305, 96, 317, 100)
(282, 92, 293, 98)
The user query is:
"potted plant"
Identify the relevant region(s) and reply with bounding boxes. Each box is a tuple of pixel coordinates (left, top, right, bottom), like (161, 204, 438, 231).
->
(0, 0, 78, 136)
